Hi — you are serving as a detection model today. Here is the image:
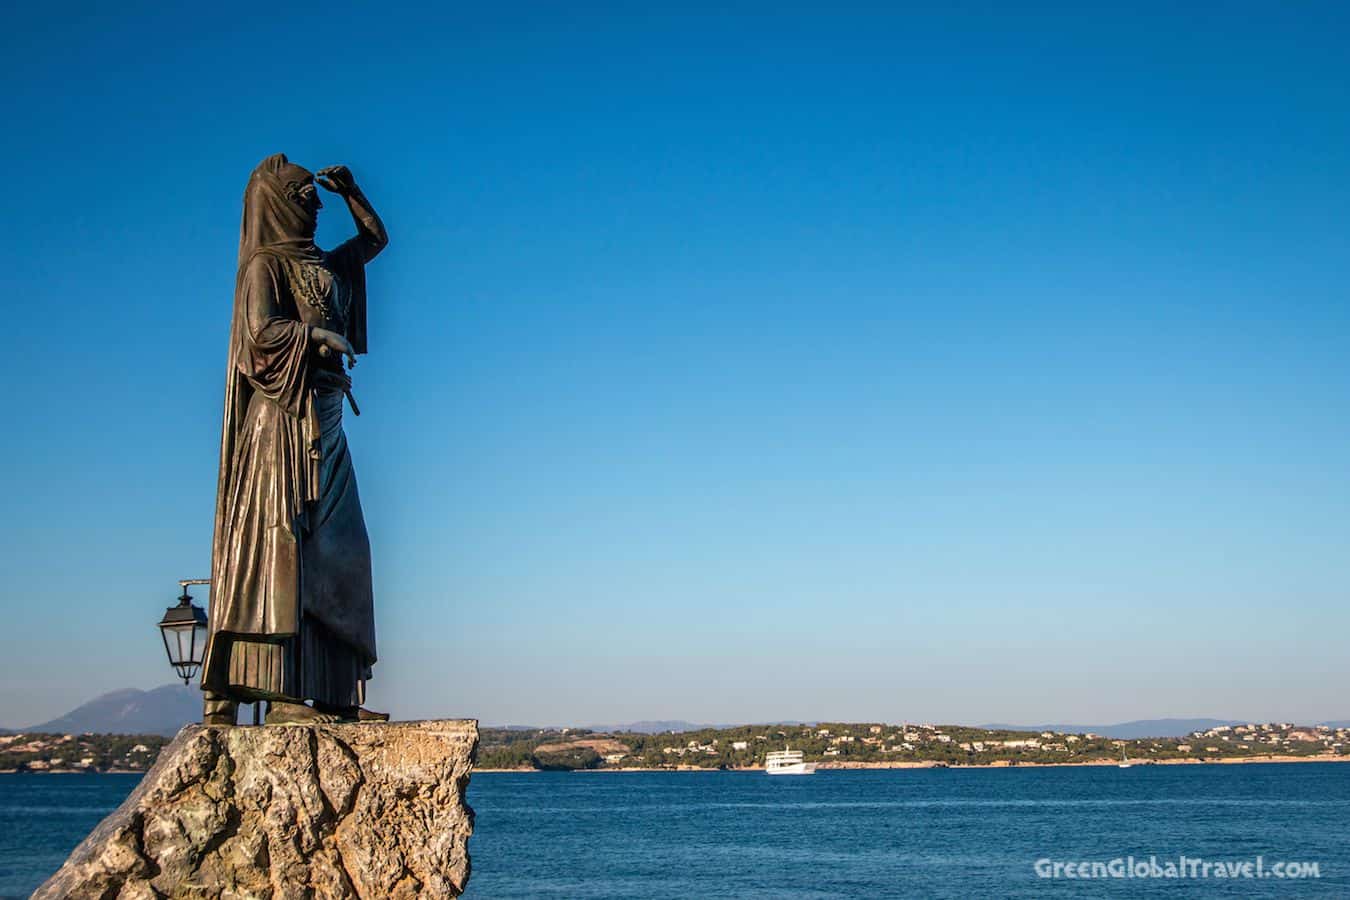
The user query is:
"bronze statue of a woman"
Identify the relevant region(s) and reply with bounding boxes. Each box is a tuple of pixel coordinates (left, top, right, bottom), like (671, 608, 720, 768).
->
(201, 153, 388, 725)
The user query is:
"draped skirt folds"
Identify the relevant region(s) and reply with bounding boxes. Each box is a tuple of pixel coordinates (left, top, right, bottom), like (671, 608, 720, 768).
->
(202, 382, 376, 708)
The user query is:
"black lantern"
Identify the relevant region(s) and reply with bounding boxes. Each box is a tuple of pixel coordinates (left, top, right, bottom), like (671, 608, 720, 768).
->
(158, 581, 209, 684)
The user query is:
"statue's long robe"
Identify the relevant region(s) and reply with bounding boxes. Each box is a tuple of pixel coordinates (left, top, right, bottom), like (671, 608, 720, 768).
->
(202, 154, 377, 708)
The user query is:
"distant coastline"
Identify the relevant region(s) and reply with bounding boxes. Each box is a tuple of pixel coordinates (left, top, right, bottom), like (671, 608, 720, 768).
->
(5, 720, 1347, 776)
(476, 753, 1350, 774)
(0, 768, 145, 775)
(479, 720, 1350, 772)
(0, 733, 167, 775)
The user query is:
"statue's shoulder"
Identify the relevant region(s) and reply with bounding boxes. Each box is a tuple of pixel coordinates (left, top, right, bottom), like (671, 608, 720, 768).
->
(249, 247, 289, 266)
(241, 249, 291, 280)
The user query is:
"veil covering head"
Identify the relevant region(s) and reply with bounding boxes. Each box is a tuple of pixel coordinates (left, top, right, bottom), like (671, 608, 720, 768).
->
(214, 151, 326, 602)
(209, 152, 327, 681)
(238, 153, 322, 267)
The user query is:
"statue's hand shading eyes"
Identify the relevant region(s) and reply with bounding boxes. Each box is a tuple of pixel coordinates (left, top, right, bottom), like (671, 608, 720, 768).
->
(316, 166, 357, 197)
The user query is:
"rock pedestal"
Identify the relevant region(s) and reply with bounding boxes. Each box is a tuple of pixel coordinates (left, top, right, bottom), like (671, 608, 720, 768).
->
(34, 719, 478, 899)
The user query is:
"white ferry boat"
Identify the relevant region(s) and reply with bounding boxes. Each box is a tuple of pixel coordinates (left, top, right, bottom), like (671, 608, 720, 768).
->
(765, 747, 817, 776)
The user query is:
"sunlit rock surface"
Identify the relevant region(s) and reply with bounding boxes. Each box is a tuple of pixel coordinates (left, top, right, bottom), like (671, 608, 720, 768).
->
(34, 719, 478, 899)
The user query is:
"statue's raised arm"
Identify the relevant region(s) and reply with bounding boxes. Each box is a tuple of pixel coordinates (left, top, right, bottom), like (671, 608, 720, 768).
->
(317, 164, 388, 262)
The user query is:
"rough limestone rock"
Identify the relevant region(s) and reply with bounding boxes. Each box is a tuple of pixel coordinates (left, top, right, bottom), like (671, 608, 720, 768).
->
(34, 719, 478, 899)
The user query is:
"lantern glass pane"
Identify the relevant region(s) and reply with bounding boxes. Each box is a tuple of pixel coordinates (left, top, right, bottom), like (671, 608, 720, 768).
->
(160, 627, 176, 666)
(178, 626, 194, 666)
(192, 623, 209, 665)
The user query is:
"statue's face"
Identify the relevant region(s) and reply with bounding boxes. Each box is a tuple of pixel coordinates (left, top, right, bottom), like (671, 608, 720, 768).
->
(287, 177, 323, 237)
(296, 181, 322, 229)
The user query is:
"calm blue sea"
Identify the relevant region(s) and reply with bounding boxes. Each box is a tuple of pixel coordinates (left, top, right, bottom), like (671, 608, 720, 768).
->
(3, 764, 1348, 898)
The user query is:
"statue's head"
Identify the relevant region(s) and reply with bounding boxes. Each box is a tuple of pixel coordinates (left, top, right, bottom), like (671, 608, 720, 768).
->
(239, 153, 322, 263)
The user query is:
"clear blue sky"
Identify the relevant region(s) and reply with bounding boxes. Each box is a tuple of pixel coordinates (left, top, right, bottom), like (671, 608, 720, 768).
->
(3, 3, 1348, 728)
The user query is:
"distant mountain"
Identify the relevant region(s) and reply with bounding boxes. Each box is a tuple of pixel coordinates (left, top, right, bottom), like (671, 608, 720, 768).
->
(980, 718, 1243, 739)
(23, 685, 200, 737)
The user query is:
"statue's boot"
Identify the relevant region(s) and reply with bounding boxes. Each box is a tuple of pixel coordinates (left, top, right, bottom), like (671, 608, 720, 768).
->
(314, 703, 390, 722)
(265, 700, 343, 725)
(203, 692, 238, 726)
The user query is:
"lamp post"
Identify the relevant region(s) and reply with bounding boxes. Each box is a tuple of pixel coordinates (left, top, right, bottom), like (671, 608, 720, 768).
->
(158, 579, 209, 685)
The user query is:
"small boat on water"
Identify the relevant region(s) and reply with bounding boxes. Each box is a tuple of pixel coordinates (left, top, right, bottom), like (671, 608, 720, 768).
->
(765, 747, 817, 776)
(1118, 749, 1132, 769)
